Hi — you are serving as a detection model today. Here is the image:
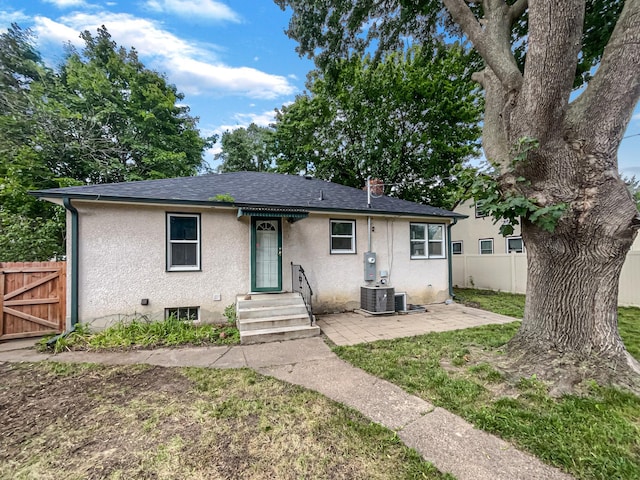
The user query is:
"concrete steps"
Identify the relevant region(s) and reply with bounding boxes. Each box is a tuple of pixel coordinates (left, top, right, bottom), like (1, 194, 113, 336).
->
(236, 292, 319, 344)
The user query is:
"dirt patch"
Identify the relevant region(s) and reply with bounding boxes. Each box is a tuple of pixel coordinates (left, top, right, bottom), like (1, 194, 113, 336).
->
(0, 361, 445, 480)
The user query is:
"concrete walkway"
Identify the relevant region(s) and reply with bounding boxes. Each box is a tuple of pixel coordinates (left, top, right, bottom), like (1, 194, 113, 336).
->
(0, 307, 571, 480)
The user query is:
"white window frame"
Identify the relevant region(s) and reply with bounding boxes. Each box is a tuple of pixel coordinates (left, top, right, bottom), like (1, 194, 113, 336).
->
(479, 238, 494, 255)
(165, 306, 199, 321)
(451, 241, 463, 255)
(410, 223, 446, 259)
(330, 219, 356, 254)
(506, 236, 524, 253)
(167, 213, 201, 271)
(475, 201, 488, 218)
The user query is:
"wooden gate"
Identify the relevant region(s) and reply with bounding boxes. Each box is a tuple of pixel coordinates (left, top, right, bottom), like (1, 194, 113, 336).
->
(0, 262, 66, 340)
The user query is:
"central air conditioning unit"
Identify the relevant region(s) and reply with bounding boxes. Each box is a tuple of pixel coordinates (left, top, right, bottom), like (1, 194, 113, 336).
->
(360, 285, 395, 314)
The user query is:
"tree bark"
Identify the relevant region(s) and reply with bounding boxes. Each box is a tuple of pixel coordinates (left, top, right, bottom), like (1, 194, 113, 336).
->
(448, 0, 640, 380)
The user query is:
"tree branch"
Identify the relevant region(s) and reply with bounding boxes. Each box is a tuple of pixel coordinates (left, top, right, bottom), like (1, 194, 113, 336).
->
(513, 0, 584, 141)
(568, 0, 640, 152)
(509, 0, 529, 24)
(443, 0, 523, 92)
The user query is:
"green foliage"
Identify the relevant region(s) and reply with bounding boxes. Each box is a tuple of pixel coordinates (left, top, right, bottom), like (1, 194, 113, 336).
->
(273, 44, 482, 209)
(215, 123, 273, 173)
(210, 193, 235, 203)
(277, 0, 621, 91)
(40, 317, 239, 353)
(223, 303, 237, 324)
(458, 137, 567, 235)
(0, 24, 213, 261)
(624, 175, 640, 210)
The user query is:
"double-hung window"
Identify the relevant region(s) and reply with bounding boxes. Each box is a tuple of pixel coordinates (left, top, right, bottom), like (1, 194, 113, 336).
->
(167, 213, 201, 271)
(479, 238, 494, 255)
(410, 223, 446, 259)
(330, 219, 356, 253)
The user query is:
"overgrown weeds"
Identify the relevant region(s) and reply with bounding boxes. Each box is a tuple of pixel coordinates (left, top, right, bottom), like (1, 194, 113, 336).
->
(39, 315, 239, 353)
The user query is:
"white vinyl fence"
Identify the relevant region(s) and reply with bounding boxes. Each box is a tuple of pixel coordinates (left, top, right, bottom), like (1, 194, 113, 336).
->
(452, 252, 640, 307)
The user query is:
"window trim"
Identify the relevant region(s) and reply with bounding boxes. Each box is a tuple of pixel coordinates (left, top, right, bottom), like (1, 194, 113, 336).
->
(166, 212, 201, 272)
(330, 219, 356, 254)
(165, 306, 200, 322)
(479, 238, 494, 255)
(410, 223, 446, 259)
(506, 236, 524, 253)
(451, 241, 463, 255)
(474, 202, 488, 218)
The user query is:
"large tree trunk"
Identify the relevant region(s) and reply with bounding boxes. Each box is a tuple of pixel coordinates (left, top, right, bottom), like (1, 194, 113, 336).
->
(511, 184, 640, 377)
(443, 0, 640, 384)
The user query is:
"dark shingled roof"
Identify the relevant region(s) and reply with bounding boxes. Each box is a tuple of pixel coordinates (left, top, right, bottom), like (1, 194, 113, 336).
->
(31, 171, 465, 219)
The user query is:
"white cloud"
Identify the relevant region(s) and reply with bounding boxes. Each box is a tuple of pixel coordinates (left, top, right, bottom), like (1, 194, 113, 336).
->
(632, 113, 640, 121)
(145, 0, 240, 23)
(43, 0, 88, 7)
(168, 57, 295, 98)
(32, 11, 295, 99)
(233, 110, 278, 127)
(0, 10, 30, 29)
(34, 12, 203, 57)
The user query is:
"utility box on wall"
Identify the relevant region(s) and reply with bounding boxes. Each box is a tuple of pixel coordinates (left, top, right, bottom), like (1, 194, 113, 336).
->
(364, 251, 376, 282)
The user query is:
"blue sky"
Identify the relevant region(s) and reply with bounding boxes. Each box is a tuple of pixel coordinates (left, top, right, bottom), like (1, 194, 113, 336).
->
(1, 0, 639, 177)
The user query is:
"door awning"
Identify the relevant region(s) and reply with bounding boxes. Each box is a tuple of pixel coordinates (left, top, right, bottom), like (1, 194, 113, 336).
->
(237, 206, 309, 223)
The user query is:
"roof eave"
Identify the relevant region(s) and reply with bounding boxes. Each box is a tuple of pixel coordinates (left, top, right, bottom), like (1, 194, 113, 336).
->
(30, 191, 465, 219)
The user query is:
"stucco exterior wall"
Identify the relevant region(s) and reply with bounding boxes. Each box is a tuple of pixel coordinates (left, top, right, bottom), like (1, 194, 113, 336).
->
(284, 214, 450, 312)
(74, 202, 249, 328)
(70, 202, 452, 328)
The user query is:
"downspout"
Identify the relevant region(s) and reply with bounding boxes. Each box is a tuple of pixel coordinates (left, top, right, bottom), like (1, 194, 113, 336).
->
(47, 197, 79, 347)
(447, 217, 458, 299)
(63, 197, 79, 327)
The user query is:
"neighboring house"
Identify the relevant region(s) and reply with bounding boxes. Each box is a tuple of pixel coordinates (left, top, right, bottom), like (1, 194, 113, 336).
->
(451, 199, 640, 255)
(450, 199, 525, 256)
(450, 199, 640, 307)
(32, 172, 464, 331)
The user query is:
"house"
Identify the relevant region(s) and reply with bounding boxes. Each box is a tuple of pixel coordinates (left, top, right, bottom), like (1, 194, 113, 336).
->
(450, 199, 525, 256)
(32, 172, 464, 342)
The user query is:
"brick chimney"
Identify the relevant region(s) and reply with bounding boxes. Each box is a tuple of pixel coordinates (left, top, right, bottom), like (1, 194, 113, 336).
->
(363, 178, 384, 196)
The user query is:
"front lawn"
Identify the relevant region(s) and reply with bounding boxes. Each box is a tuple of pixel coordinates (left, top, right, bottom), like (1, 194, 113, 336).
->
(334, 289, 640, 480)
(0, 362, 450, 480)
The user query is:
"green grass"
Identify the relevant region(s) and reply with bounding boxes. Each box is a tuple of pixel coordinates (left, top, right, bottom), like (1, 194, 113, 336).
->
(454, 287, 640, 359)
(39, 315, 240, 353)
(334, 289, 640, 480)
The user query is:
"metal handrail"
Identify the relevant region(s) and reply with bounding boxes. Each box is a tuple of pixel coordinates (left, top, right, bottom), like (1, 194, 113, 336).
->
(291, 262, 313, 324)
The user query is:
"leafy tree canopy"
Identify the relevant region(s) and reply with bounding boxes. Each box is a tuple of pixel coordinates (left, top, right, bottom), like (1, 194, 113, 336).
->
(273, 43, 483, 209)
(215, 123, 274, 173)
(0, 24, 214, 261)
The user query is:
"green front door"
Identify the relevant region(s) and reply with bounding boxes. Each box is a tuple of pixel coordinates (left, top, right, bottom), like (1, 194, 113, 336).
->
(251, 218, 282, 292)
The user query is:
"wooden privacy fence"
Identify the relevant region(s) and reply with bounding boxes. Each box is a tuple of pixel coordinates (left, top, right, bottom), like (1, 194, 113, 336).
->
(0, 262, 66, 340)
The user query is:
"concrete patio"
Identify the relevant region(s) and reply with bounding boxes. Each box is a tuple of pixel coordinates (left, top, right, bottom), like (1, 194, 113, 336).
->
(316, 302, 519, 345)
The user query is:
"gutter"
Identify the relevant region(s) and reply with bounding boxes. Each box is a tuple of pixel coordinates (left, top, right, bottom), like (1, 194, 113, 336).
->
(63, 197, 79, 327)
(447, 217, 458, 299)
